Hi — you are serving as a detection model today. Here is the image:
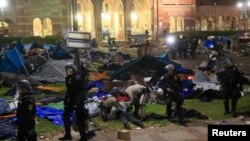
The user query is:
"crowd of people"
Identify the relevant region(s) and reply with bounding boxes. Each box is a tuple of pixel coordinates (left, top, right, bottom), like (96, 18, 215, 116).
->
(14, 34, 245, 140)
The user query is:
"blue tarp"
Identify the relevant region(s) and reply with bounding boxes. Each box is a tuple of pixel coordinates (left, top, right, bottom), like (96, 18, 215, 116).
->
(43, 44, 57, 52)
(36, 106, 66, 126)
(0, 48, 26, 73)
(0, 117, 16, 140)
(204, 40, 215, 49)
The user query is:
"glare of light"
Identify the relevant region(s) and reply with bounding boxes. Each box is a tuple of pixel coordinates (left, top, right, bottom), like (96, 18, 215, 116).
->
(76, 13, 83, 21)
(166, 35, 175, 44)
(131, 12, 137, 20)
(0, 0, 7, 8)
(248, 2, 250, 7)
(237, 2, 243, 8)
(209, 44, 214, 49)
(188, 76, 194, 80)
(102, 12, 110, 20)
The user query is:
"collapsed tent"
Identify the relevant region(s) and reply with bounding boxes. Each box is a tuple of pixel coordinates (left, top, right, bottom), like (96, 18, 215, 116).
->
(111, 54, 181, 79)
(51, 41, 72, 60)
(0, 48, 26, 73)
(110, 54, 191, 79)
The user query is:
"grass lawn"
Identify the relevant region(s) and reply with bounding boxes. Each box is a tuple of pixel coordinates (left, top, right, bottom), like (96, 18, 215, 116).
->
(1, 83, 250, 135)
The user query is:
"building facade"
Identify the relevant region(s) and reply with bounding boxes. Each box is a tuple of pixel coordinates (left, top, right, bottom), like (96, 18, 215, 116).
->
(0, 0, 247, 42)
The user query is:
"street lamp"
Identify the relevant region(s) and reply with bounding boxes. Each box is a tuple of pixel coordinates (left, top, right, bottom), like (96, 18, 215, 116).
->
(237, 0, 250, 32)
(0, 0, 7, 35)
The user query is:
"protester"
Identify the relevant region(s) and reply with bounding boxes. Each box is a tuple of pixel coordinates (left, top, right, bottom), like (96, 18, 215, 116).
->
(100, 87, 144, 129)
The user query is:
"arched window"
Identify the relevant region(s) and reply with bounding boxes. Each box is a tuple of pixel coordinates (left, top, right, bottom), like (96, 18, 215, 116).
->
(33, 18, 42, 36)
(218, 16, 224, 31)
(169, 17, 175, 32)
(103, 3, 109, 12)
(231, 17, 237, 30)
(43, 18, 53, 36)
(176, 17, 184, 32)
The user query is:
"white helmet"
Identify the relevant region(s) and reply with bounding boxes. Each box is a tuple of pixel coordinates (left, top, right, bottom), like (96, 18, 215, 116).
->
(165, 64, 175, 70)
(156, 88, 164, 95)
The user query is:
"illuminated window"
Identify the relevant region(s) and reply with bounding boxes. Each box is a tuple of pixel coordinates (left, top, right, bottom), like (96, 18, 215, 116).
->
(33, 18, 42, 36)
(169, 17, 175, 32)
(43, 18, 52, 36)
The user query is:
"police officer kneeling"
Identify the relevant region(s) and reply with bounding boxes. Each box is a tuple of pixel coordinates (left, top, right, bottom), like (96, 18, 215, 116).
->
(217, 58, 242, 117)
(16, 79, 37, 141)
(158, 64, 185, 126)
(59, 62, 88, 141)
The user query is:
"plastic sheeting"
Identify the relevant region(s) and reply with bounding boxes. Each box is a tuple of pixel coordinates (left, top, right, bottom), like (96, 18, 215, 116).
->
(0, 117, 16, 140)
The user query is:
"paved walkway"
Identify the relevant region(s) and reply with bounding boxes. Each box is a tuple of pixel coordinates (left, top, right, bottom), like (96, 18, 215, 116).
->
(42, 116, 250, 141)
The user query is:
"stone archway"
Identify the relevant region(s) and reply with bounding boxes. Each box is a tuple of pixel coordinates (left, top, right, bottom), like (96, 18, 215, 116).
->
(1, 19, 11, 36)
(231, 16, 237, 30)
(101, 0, 124, 40)
(218, 16, 224, 31)
(201, 17, 208, 31)
(78, 0, 95, 36)
(207, 16, 214, 31)
(195, 18, 201, 31)
(131, 0, 152, 34)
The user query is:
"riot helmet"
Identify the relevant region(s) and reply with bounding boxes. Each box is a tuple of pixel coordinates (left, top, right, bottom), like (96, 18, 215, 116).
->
(165, 64, 175, 70)
(156, 88, 164, 95)
(65, 62, 77, 76)
(16, 79, 33, 94)
(110, 87, 119, 96)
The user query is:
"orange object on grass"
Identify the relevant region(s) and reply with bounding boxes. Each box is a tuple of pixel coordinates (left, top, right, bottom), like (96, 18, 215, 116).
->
(35, 86, 63, 93)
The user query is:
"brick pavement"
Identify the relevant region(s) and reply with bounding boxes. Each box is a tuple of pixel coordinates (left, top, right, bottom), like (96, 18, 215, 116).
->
(40, 116, 249, 141)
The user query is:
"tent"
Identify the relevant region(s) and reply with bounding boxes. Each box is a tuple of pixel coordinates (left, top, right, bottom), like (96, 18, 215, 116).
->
(51, 41, 72, 60)
(0, 48, 26, 73)
(111, 54, 184, 79)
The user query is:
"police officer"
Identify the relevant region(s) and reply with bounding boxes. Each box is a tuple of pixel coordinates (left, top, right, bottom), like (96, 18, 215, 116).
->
(158, 64, 185, 125)
(125, 84, 149, 119)
(217, 58, 242, 117)
(16, 79, 37, 141)
(59, 62, 88, 141)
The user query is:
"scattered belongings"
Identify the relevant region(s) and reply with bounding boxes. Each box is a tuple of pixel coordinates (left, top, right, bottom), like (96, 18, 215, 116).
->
(35, 86, 63, 93)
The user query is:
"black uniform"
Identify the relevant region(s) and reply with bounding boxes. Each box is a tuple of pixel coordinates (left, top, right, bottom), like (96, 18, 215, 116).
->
(158, 73, 184, 124)
(217, 65, 242, 116)
(16, 94, 37, 141)
(62, 72, 88, 141)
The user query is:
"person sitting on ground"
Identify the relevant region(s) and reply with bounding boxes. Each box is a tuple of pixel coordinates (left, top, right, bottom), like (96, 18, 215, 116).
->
(100, 87, 144, 130)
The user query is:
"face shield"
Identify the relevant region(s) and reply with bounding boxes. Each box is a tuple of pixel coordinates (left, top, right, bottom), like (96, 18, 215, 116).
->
(65, 68, 74, 76)
(16, 87, 29, 95)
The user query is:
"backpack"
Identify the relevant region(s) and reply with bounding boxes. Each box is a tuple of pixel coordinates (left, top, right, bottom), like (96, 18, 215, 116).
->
(0, 98, 11, 115)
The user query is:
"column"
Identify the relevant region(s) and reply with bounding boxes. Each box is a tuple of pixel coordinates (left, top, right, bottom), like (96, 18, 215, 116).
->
(123, 0, 131, 40)
(92, 0, 103, 44)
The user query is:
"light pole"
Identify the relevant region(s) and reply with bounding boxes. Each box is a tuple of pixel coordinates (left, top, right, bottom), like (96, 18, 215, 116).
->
(71, 0, 81, 72)
(237, 0, 250, 32)
(0, 0, 7, 36)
